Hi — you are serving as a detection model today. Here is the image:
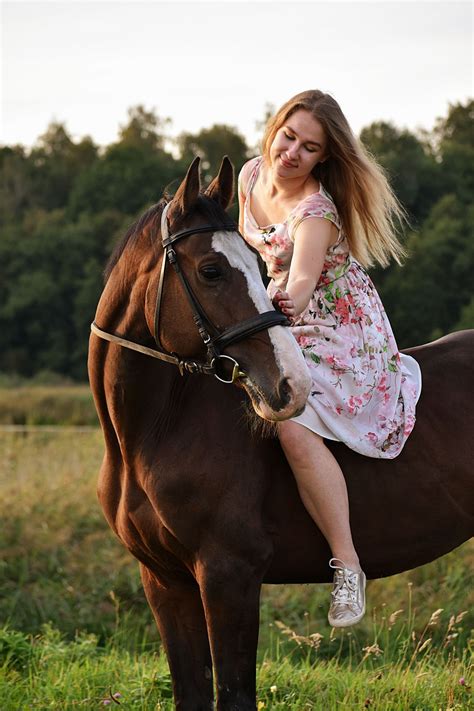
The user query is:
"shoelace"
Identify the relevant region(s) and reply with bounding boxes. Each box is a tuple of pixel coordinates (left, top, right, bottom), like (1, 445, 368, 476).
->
(329, 559, 359, 605)
(332, 570, 358, 604)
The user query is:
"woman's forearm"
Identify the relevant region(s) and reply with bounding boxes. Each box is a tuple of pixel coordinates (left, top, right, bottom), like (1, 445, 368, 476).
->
(285, 276, 318, 316)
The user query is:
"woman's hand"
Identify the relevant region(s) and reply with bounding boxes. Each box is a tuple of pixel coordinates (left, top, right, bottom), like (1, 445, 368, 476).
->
(272, 290, 296, 318)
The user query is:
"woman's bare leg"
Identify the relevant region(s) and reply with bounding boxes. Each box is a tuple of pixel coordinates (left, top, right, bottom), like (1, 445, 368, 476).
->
(278, 419, 361, 571)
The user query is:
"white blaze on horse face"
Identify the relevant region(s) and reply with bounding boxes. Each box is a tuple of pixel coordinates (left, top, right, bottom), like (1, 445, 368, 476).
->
(211, 231, 311, 419)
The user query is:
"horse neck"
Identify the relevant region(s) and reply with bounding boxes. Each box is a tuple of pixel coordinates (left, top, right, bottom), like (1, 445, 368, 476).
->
(91, 245, 189, 446)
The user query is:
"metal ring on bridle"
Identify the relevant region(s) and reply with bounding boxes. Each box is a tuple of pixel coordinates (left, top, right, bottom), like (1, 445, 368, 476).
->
(211, 355, 246, 384)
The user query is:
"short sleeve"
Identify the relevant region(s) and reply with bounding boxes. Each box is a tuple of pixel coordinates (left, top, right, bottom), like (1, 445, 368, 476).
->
(238, 157, 260, 201)
(288, 195, 342, 242)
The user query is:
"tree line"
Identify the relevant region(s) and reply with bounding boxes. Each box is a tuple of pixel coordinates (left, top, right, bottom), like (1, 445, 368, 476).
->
(0, 101, 472, 381)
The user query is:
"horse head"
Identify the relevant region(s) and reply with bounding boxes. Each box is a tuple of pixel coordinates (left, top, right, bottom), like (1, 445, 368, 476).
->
(93, 157, 311, 421)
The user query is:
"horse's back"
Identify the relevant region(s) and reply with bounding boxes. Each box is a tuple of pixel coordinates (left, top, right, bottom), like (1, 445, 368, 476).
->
(265, 330, 474, 583)
(404, 329, 474, 373)
(404, 329, 473, 416)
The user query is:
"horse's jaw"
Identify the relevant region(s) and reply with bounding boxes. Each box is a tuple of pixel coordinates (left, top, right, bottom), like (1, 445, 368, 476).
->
(240, 344, 311, 422)
(251, 395, 307, 422)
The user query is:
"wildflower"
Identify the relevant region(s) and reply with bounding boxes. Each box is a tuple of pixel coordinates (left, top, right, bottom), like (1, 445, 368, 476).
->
(270, 685, 277, 693)
(459, 678, 466, 686)
(102, 702, 111, 707)
(113, 694, 122, 699)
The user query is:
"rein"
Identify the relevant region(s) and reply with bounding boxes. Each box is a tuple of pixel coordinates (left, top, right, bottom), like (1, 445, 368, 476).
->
(91, 202, 288, 384)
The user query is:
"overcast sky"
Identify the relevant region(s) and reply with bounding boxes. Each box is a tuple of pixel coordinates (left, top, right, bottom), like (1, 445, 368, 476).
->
(1, 0, 472, 150)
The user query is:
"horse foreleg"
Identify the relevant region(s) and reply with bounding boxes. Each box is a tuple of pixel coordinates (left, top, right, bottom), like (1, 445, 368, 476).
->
(196, 558, 263, 711)
(140, 565, 214, 711)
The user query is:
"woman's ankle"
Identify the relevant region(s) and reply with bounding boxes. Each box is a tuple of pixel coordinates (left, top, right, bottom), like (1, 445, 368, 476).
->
(330, 554, 362, 573)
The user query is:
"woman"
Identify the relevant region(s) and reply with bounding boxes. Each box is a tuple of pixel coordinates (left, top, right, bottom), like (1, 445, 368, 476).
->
(238, 90, 421, 628)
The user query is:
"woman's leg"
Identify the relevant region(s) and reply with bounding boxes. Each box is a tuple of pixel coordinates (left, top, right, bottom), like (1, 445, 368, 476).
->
(278, 419, 366, 627)
(278, 419, 361, 572)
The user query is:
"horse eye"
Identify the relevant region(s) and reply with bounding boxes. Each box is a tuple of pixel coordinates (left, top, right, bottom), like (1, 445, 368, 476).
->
(200, 265, 222, 280)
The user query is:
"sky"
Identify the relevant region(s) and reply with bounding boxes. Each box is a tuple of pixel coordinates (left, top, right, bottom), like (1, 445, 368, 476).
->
(1, 0, 473, 151)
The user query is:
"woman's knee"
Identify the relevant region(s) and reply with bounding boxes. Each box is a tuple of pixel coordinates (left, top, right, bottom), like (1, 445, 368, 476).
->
(278, 421, 323, 457)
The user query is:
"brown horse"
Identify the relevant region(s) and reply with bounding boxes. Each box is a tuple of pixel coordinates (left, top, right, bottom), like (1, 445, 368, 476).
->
(88, 157, 474, 711)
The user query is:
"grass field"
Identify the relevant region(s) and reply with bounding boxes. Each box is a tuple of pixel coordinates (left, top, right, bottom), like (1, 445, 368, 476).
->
(0, 420, 472, 709)
(0, 381, 97, 426)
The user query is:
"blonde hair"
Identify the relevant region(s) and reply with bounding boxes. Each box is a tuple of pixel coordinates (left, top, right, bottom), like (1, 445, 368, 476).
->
(262, 90, 406, 267)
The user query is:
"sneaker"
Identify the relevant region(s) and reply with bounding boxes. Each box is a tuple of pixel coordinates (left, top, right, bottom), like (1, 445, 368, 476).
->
(328, 557, 366, 628)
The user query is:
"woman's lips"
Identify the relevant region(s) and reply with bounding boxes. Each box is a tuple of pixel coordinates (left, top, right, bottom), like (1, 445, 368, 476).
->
(280, 155, 296, 169)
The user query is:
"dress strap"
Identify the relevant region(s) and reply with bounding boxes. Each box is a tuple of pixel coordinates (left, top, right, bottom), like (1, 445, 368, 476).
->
(247, 156, 263, 196)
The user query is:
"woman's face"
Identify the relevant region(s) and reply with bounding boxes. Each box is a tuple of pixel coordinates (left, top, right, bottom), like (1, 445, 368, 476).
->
(269, 109, 328, 180)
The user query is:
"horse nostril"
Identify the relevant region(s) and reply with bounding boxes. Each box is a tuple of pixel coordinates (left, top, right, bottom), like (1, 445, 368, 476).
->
(278, 377, 291, 408)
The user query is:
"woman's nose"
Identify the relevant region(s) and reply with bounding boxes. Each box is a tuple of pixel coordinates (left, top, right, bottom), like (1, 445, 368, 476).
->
(286, 143, 299, 159)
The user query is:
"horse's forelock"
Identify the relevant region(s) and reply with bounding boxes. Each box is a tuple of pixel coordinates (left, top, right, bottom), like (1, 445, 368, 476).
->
(170, 194, 233, 233)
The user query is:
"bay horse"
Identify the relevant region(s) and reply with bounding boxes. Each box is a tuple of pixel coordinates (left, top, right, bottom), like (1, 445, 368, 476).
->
(88, 157, 474, 710)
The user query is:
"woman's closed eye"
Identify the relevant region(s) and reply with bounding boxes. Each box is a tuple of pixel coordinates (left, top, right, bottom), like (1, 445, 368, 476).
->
(284, 133, 317, 153)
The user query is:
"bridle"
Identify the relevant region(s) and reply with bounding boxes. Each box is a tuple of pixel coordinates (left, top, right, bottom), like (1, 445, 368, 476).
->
(91, 202, 288, 384)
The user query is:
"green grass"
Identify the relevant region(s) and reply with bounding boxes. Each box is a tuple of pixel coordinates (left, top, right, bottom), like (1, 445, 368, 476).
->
(0, 428, 472, 709)
(0, 625, 472, 709)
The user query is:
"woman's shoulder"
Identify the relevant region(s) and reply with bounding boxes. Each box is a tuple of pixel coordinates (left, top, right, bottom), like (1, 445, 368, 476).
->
(238, 156, 262, 197)
(293, 187, 340, 225)
(287, 186, 342, 242)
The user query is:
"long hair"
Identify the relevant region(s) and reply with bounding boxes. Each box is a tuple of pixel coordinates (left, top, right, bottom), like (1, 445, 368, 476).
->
(262, 90, 406, 267)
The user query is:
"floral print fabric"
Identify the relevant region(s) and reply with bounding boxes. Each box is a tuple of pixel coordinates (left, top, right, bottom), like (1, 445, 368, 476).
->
(240, 157, 421, 459)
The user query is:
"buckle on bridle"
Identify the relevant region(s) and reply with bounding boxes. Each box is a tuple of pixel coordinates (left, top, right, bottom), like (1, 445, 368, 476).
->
(211, 355, 246, 384)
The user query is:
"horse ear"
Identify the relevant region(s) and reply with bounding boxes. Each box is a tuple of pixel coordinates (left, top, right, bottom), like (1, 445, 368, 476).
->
(205, 156, 234, 210)
(169, 157, 201, 221)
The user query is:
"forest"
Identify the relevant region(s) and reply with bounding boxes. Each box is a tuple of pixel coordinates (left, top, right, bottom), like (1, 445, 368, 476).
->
(0, 100, 472, 381)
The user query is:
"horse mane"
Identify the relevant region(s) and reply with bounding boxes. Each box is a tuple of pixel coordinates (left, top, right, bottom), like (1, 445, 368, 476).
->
(103, 199, 167, 283)
(103, 195, 235, 284)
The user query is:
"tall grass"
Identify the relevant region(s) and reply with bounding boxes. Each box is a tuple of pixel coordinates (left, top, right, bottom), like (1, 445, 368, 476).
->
(0, 383, 97, 426)
(0, 429, 472, 708)
(0, 620, 471, 709)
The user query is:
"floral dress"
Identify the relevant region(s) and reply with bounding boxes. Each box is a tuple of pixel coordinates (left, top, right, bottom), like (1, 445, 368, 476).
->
(239, 156, 422, 458)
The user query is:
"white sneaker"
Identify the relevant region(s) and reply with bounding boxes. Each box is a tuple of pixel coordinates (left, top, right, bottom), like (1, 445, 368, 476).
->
(328, 557, 366, 628)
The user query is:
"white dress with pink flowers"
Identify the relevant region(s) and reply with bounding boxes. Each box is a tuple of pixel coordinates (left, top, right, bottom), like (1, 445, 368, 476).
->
(240, 156, 421, 458)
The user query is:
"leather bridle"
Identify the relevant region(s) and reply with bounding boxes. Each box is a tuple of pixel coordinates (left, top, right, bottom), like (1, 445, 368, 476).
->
(91, 202, 288, 384)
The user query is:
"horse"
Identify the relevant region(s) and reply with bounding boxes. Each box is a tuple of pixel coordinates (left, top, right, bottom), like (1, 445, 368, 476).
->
(88, 156, 474, 710)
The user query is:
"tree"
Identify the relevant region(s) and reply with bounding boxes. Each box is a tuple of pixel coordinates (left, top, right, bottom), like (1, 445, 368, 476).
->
(360, 121, 442, 226)
(177, 124, 249, 184)
(68, 143, 182, 218)
(377, 197, 474, 347)
(118, 105, 171, 152)
(69, 107, 181, 218)
(28, 122, 98, 212)
(0, 146, 31, 224)
(432, 100, 474, 205)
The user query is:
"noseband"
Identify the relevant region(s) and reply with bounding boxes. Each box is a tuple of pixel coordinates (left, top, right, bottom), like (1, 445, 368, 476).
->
(91, 202, 288, 384)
